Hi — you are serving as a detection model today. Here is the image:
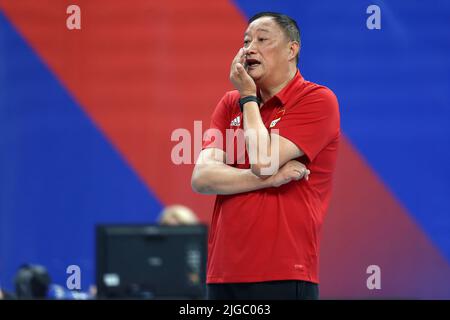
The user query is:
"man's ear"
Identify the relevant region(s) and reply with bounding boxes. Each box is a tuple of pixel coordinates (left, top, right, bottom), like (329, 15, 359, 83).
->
(288, 41, 300, 62)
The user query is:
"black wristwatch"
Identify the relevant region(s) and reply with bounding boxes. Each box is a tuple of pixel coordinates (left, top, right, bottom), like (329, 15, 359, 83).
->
(239, 96, 260, 112)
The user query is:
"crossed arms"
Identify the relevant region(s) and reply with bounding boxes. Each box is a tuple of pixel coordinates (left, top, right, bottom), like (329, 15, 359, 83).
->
(191, 137, 309, 196)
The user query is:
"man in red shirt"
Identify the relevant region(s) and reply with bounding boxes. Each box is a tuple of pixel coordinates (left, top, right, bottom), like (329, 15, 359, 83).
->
(191, 12, 340, 300)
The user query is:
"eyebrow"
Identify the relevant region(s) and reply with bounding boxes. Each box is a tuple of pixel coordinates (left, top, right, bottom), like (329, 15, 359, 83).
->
(244, 28, 270, 36)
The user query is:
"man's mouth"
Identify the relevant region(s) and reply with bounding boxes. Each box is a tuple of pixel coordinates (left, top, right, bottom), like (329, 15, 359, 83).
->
(245, 58, 261, 70)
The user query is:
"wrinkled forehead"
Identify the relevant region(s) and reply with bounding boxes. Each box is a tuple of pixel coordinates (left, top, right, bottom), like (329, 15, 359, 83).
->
(244, 17, 283, 37)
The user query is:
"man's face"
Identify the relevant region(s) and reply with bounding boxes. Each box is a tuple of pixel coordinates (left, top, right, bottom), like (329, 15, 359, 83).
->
(243, 17, 292, 84)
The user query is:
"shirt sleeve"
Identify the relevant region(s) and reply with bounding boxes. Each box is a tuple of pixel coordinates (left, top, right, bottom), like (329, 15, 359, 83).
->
(202, 92, 232, 151)
(272, 86, 340, 162)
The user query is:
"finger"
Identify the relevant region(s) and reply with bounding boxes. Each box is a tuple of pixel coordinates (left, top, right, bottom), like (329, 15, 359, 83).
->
(239, 48, 246, 64)
(236, 63, 245, 73)
(292, 170, 303, 180)
(234, 63, 243, 78)
(237, 63, 252, 78)
(305, 170, 310, 181)
(232, 48, 244, 66)
(295, 169, 309, 179)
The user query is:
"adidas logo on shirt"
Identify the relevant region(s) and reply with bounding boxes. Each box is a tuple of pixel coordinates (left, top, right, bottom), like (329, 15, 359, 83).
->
(230, 116, 241, 127)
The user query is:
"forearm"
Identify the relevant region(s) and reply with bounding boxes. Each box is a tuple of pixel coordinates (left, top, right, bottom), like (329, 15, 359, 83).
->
(191, 161, 272, 195)
(243, 102, 273, 176)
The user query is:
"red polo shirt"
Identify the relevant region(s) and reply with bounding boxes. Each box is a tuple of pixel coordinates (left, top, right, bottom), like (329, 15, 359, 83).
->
(202, 70, 340, 284)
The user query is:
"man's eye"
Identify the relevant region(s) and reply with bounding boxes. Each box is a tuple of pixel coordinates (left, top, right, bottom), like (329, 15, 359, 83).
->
(258, 38, 267, 42)
(244, 40, 250, 46)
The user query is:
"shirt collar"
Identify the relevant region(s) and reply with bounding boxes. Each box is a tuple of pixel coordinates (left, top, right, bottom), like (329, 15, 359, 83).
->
(257, 69, 305, 106)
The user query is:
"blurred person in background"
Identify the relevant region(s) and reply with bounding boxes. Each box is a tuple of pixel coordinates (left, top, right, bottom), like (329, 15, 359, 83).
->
(0, 286, 16, 300)
(158, 204, 199, 226)
(12, 264, 93, 300)
(14, 264, 51, 299)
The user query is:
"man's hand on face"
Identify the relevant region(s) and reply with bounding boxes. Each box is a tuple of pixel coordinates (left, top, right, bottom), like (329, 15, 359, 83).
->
(268, 160, 310, 187)
(230, 48, 257, 98)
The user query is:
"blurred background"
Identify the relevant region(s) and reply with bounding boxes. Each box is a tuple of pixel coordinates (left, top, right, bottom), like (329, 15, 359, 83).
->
(0, 0, 449, 299)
